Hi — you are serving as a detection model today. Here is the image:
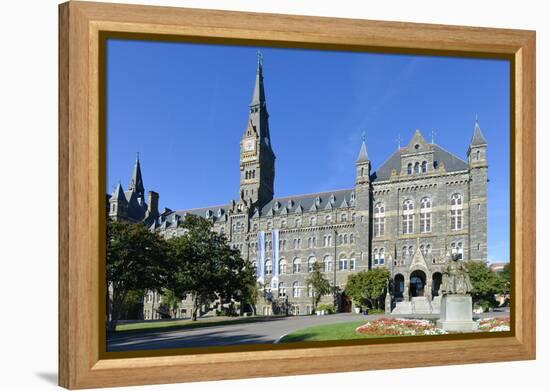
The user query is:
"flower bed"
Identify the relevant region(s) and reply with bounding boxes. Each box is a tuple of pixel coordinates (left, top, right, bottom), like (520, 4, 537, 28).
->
(355, 318, 447, 337)
(477, 317, 510, 332)
(354, 316, 511, 337)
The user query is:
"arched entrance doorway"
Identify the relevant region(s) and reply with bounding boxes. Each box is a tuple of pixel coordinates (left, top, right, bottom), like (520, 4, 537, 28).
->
(432, 272, 443, 297)
(409, 270, 426, 297)
(393, 274, 405, 300)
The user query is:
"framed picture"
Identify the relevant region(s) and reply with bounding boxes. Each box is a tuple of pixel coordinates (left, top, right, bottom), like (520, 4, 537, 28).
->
(59, 1, 535, 389)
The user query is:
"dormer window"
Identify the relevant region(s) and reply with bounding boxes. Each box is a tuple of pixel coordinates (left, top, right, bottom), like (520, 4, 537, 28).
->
(287, 200, 293, 208)
(330, 194, 336, 204)
(315, 196, 321, 206)
(273, 201, 280, 210)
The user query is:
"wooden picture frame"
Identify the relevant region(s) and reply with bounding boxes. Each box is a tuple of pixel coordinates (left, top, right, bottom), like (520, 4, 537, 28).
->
(58, 1, 536, 389)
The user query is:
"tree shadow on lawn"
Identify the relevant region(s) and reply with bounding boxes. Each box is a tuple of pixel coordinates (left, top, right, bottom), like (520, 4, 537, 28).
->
(107, 329, 275, 352)
(109, 315, 289, 338)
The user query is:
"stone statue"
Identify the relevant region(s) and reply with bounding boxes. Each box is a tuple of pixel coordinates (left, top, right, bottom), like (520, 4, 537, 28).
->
(441, 253, 473, 295)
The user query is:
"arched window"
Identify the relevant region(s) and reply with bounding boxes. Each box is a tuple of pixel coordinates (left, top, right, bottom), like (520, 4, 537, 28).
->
(252, 170, 256, 178)
(349, 254, 356, 270)
(414, 162, 420, 173)
(420, 197, 432, 233)
(476, 150, 480, 160)
(265, 259, 272, 275)
(278, 282, 286, 297)
(350, 233, 355, 243)
(323, 255, 332, 272)
(402, 246, 407, 260)
(325, 214, 332, 224)
(450, 194, 463, 230)
(293, 258, 301, 273)
(339, 255, 348, 270)
(352, 213, 356, 223)
(402, 199, 414, 234)
(279, 259, 287, 274)
(267, 221, 272, 231)
(360, 167, 364, 177)
(308, 256, 316, 272)
(245, 171, 249, 180)
(407, 163, 413, 175)
(307, 283, 313, 297)
(374, 202, 385, 237)
(408, 245, 414, 256)
(293, 282, 301, 298)
(310, 216, 317, 226)
(373, 248, 379, 265)
(323, 235, 332, 247)
(421, 161, 427, 173)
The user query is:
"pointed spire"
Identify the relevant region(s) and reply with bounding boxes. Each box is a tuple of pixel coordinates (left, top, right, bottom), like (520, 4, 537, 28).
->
(250, 50, 266, 106)
(128, 153, 144, 197)
(470, 115, 487, 146)
(111, 182, 126, 202)
(356, 133, 369, 162)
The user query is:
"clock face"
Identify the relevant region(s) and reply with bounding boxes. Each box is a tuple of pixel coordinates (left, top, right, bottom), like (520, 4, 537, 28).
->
(243, 138, 255, 152)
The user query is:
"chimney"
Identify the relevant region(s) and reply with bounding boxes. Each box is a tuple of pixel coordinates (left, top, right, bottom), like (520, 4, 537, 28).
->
(147, 191, 159, 218)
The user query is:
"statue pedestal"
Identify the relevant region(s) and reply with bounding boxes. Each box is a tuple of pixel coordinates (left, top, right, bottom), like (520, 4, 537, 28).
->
(436, 295, 478, 332)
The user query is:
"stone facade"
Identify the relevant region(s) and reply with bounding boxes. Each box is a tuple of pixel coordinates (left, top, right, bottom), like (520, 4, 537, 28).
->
(109, 54, 488, 320)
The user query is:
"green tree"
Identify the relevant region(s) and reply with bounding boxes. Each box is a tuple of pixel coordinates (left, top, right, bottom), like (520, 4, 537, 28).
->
(305, 262, 331, 313)
(160, 289, 181, 318)
(499, 263, 511, 296)
(167, 215, 255, 320)
(345, 268, 390, 310)
(465, 261, 503, 307)
(106, 221, 170, 331)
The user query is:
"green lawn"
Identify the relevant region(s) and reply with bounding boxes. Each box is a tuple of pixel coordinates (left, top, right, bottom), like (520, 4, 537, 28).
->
(279, 321, 379, 343)
(113, 315, 281, 334)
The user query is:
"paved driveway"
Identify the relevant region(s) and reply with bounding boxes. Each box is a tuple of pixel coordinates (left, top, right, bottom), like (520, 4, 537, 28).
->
(107, 310, 509, 352)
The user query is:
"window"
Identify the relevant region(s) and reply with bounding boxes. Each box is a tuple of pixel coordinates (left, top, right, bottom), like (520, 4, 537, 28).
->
(308, 257, 316, 272)
(341, 213, 348, 223)
(339, 257, 348, 270)
(265, 259, 272, 275)
(325, 215, 332, 224)
(408, 245, 414, 256)
(414, 162, 420, 173)
(349, 257, 356, 270)
(293, 282, 301, 298)
(281, 219, 287, 228)
(451, 242, 464, 260)
(293, 258, 301, 273)
(307, 284, 313, 297)
(267, 221, 272, 231)
(476, 150, 480, 160)
(402, 200, 414, 234)
(352, 213, 356, 223)
(450, 194, 463, 230)
(374, 202, 385, 237)
(420, 197, 432, 233)
(420, 244, 431, 256)
(350, 234, 355, 243)
(279, 259, 287, 274)
(407, 163, 413, 175)
(421, 161, 427, 173)
(278, 282, 286, 297)
(373, 248, 384, 265)
(402, 246, 407, 260)
(295, 218, 301, 227)
(323, 255, 332, 272)
(373, 248, 379, 265)
(308, 237, 316, 248)
(323, 235, 332, 247)
(310, 216, 316, 226)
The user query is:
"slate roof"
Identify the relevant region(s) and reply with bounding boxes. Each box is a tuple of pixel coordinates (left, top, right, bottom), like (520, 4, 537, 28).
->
(470, 120, 488, 146)
(372, 144, 469, 182)
(356, 140, 369, 162)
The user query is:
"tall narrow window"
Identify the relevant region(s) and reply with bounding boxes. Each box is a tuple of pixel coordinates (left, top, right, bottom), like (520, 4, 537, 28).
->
(379, 248, 385, 265)
(450, 194, 463, 230)
(265, 259, 272, 275)
(293, 282, 300, 298)
(421, 161, 427, 173)
(325, 215, 332, 224)
(402, 200, 414, 234)
(278, 282, 286, 297)
(308, 257, 316, 272)
(420, 197, 432, 233)
(374, 202, 385, 237)
(323, 255, 332, 272)
(407, 163, 413, 175)
(293, 258, 301, 273)
(373, 248, 379, 265)
(414, 162, 420, 173)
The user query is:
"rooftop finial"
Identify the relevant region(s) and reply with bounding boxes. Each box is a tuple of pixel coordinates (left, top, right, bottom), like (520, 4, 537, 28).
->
(361, 131, 366, 142)
(475, 113, 479, 124)
(257, 50, 263, 72)
(397, 134, 401, 149)
(136, 152, 140, 162)
(431, 129, 436, 144)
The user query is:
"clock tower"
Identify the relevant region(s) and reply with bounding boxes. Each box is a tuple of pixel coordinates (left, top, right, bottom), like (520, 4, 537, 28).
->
(238, 52, 275, 211)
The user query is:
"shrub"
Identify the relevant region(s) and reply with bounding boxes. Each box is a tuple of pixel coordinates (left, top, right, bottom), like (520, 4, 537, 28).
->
(317, 303, 335, 314)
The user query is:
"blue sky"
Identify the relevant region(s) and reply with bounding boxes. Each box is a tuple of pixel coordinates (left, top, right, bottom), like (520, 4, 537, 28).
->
(106, 39, 510, 262)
